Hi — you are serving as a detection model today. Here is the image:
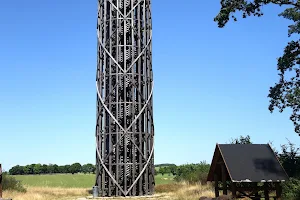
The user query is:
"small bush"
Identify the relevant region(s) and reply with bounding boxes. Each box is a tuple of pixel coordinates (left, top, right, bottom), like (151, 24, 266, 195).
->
(173, 162, 210, 184)
(174, 171, 208, 184)
(282, 178, 300, 200)
(2, 174, 26, 192)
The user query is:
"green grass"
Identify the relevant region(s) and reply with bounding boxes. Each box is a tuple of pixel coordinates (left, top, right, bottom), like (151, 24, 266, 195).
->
(155, 174, 174, 185)
(13, 173, 174, 188)
(13, 174, 95, 188)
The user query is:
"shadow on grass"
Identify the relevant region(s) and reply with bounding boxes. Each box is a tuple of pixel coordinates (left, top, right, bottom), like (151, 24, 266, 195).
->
(87, 189, 93, 194)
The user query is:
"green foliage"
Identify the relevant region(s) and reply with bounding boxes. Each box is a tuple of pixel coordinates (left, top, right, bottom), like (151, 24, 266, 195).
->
(69, 163, 82, 174)
(9, 165, 24, 175)
(2, 173, 26, 192)
(282, 178, 300, 200)
(215, 0, 300, 134)
(158, 164, 176, 176)
(82, 164, 96, 174)
(33, 164, 42, 175)
(174, 162, 210, 184)
(214, 0, 299, 28)
(47, 164, 55, 174)
(229, 135, 252, 144)
(42, 164, 48, 174)
(158, 167, 166, 176)
(279, 140, 300, 178)
(9, 163, 96, 175)
(64, 165, 71, 173)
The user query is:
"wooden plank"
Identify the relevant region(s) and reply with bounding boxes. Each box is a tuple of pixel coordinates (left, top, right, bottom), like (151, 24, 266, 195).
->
(254, 183, 259, 200)
(264, 183, 270, 200)
(275, 182, 282, 200)
(221, 164, 227, 195)
(231, 182, 237, 198)
(214, 173, 219, 197)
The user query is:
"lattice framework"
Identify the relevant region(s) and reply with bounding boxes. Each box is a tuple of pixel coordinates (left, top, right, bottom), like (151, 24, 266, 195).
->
(95, 0, 154, 196)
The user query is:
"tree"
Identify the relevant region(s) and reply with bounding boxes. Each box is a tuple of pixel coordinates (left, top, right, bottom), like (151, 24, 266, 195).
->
(53, 164, 59, 173)
(158, 167, 166, 176)
(229, 135, 252, 144)
(215, 0, 300, 134)
(9, 165, 24, 175)
(64, 165, 71, 174)
(33, 164, 43, 174)
(47, 164, 55, 174)
(279, 139, 300, 177)
(33, 164, 42, 175)
(57, 166, 65, 173)
(169, 164, 178, 176)
(23, 165, 33, 175)
(82, 164, 96, 174)
(42, 164, 48, 174)
(69, 163, 82, 174)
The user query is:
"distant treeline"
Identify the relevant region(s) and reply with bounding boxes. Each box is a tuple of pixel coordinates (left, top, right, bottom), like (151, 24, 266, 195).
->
(9, 163, 96, 175)
(154, 163, 175, 168)
(9, 163, 175, 175)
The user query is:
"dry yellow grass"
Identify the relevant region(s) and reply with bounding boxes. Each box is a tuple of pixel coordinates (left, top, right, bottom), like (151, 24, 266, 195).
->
(168, 182, 215, 200)
(2, 183, 215, 200)
(3, 187, 89, 200)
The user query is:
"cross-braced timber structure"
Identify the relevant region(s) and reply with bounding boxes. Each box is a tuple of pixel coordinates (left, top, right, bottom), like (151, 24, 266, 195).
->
(95, 0, 154, 197)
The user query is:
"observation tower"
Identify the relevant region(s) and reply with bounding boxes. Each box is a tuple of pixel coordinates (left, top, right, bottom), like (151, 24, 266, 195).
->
(95, 0, 154, 196)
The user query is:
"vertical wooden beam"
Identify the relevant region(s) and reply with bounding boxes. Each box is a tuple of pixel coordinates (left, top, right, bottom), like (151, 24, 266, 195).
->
(0, 164, 2, 198)
(221, 164, 227, 195)
(231, 182, 237, 199)
(254, 183, 259, 200)
(264, 182, 270, 200)
(275, 183, 282, 200)
(214, 173, 219, 197)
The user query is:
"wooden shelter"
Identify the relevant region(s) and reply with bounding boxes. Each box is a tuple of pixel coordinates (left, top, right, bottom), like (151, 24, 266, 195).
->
(207, 144, 289, 200)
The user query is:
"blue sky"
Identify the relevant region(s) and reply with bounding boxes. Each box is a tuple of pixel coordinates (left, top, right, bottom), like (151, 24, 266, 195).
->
(0, 0, 299, 171)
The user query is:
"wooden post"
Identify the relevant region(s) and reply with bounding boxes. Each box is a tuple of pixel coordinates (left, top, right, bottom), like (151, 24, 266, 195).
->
(231, 182, 237, 199)
(254, 183, 259, 200)
(0, 164, 2, 198)
(221, 164, 227, 195)
(275, 182, 282, 200)
(264, 182, 270, 200)
(214, 173, 219, 197)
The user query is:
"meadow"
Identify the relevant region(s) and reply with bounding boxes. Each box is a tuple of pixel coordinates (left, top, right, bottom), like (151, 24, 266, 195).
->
(3, 183, 214, 200)
(12, 173, 174, 188)
(3, 173, 216, 200)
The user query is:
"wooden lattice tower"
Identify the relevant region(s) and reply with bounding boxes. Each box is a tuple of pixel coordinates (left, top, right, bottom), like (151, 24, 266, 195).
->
(95, 0, 154, 197)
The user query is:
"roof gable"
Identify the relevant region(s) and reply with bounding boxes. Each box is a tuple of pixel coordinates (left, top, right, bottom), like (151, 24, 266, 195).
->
(207, 144, 289, 182)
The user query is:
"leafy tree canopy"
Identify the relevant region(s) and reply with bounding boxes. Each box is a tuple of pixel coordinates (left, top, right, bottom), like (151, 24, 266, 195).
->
(229, 135, 252, 144)
(215, 0, 300, 134)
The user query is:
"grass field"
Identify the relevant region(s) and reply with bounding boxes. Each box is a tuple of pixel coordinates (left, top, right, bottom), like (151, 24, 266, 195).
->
(13, 173, 174, 188)
(3, 174, 217, 200)
(3, 182, 215, 200)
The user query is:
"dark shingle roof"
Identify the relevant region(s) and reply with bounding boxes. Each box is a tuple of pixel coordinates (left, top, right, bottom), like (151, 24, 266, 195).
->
(207, 144, 289, 182)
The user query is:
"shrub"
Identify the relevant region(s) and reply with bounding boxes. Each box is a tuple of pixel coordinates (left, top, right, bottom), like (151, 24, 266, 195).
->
(2, 174, 26, 192)
(282, 178, 300, 200)
(174, 162, 210, 184)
